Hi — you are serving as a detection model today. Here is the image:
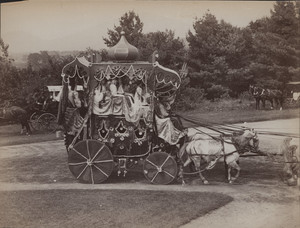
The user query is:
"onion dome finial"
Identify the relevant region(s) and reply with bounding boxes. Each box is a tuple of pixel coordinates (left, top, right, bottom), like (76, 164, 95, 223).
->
(107, 32, 139, 61)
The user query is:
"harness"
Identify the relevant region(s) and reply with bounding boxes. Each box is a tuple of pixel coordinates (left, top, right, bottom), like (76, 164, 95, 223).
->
(181, 135, 250, 175)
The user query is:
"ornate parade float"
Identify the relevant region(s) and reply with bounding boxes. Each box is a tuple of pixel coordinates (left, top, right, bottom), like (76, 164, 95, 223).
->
(57, 32, 186, 184)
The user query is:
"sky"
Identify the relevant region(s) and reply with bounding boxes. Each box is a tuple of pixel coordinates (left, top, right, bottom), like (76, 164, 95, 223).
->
(1, 0, 276, 53)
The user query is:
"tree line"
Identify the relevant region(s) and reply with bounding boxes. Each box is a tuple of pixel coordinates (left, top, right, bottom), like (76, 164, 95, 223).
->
(0, 1, 299, 110)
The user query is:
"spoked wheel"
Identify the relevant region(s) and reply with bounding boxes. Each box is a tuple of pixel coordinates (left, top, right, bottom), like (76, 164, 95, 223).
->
(143, 152, 178, 185)
(29, 112, 40, 130)
(37, 113, 58, 133)
(68, 140, 114, 184)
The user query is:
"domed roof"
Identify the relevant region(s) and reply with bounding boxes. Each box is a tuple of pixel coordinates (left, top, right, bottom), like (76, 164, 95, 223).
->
(107, 31, 139, 61)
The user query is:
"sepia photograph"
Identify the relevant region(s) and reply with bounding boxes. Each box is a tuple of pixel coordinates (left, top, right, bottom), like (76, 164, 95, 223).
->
(0, 0, 299, 227)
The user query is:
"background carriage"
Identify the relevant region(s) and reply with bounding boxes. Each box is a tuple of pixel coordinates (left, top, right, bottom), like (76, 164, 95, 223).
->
(58, 33, 186, 185)
(29, 86, 59, 133)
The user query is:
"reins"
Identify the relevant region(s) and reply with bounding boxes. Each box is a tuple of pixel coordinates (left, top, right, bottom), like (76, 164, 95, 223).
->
(176, 114, 300, 176)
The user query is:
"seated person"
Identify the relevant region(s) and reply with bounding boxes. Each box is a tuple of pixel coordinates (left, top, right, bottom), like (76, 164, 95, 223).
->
(93, 81, 106, 107)
(117, 78, 125, 95)
(68, 84, 82, 108)
(154, 98, 185, 145)
(109, 79, 118, 96)
(63, 79, 85, 135)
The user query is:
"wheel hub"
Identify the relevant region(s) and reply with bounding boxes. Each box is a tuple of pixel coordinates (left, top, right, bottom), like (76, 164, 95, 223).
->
(87, 159, 92, 166)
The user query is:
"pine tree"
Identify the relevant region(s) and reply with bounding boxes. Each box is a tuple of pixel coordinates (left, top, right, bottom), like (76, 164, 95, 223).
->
(103, 11, 144, 47)
(186, 12, 251, 98)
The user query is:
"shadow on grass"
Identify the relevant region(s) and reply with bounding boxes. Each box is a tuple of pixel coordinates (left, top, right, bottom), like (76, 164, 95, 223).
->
(0, 189, 233, 228)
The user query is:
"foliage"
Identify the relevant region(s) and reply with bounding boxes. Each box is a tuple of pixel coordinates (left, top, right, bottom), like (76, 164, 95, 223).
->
(0, 39, 20, 103)
(0, 43, 75, 106)
(78, 48, 108, 62)
(103, 11, 144, 47)
(173, 86, 205, 111)
(1, 3, 299, 112)
(206, 85, 229, 101)
(248, 1, 300, 90)
(102, 11, 186, 69)
(186, 12, 252, 98)
(184, 2, 300, 103)
(138, 30, 186, 68)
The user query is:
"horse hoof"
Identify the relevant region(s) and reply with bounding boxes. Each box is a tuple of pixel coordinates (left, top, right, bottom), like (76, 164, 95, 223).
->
(229, 180, 233, 184)
(203, 180, 209, 185)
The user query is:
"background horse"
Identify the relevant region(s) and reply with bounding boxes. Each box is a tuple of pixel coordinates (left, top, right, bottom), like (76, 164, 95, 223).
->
(249, 85, 276, 110)
(178, 129, 259, 184)
(261, 88, 284, 110)
(0, 106, 32, 135)
(249, 85, 262, 109)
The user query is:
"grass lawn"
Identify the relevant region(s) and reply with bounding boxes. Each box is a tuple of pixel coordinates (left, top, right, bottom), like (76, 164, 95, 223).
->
(0, 190, 232, 228)
(179, 108, 299, 127)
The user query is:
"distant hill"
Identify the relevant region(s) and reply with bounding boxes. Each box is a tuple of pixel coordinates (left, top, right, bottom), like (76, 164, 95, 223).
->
(9, 50, 81, 69)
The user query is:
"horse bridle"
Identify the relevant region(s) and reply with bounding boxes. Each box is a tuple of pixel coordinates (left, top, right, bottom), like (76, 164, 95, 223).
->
(222, 133, 259, 155)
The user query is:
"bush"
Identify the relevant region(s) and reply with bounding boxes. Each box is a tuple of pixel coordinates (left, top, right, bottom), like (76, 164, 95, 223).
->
(238, 91, 253, 101)
(206, 85, 229, 101)
(174, 87, 205, 111)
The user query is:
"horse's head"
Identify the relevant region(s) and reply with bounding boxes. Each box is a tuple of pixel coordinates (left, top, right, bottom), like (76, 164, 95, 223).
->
(232, 129, 259, 153)
(250, 131, 259, 152)
(253, 86, 263, 97)
(249, 85, 254, 95)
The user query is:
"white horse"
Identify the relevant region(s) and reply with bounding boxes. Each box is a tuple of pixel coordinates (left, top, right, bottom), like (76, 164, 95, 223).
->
(178, 129, 259, 184)
(280, 137, 300, 186)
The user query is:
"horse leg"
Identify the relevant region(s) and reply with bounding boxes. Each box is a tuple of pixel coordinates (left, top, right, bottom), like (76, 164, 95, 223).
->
(21, 119, 31, 135)
(192, 157, 209, 184)
(198, 166, 208, 185)
(227, 165, 232, 183)
(178, 164, 186, 186)
(20, 123, 25, 134)
(279, 98, 283, 110)
(297, 168, 300, 186)
(262, 99, 266, 109)
(275, 99, 279, 109)
(225, 160, 238, 179)
(224, 162, 229, 179)
(269, 99, 274, 110)
(25, 121, 32, 135)
(228, 161, 241, 184)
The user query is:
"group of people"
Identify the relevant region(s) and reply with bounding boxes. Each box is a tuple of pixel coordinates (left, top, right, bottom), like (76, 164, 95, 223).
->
(63, 76, 184, 146)
(92, 77, 150, 118)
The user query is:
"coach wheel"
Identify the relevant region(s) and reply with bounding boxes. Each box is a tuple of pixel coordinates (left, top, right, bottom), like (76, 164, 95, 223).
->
(37, 113, 58, 133)
(68, 140, 114, 184)
(143, 152, 178, 185)
(29, 112, 40, 130)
